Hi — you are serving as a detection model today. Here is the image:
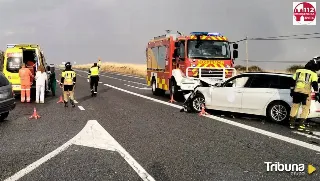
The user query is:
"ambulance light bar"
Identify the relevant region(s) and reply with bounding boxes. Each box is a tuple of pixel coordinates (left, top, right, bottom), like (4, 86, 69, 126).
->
(6, 44, 17, 48)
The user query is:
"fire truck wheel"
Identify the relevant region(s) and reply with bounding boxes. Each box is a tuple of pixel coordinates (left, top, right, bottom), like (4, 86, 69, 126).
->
(190, 93, 205, 112)
(151, 79, 165, 96)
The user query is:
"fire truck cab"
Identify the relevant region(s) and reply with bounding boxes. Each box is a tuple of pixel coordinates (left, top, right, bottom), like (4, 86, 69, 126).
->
(146, 31, 238, 99)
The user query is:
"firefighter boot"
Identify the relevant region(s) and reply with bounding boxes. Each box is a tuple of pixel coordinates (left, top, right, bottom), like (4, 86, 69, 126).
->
(298, 119, 310, 132)
(289, 116, 296, 129)
(64, 101, 68, 107)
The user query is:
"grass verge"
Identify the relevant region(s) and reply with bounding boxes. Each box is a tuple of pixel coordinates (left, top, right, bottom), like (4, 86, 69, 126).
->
(74, 62, 147, 77)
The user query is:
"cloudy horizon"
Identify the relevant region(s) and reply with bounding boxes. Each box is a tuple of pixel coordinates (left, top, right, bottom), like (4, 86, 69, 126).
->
(0, 0, 319, 70)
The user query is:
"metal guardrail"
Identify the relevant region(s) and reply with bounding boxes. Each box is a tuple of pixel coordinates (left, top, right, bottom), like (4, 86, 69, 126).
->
(186, 67, 237, 80)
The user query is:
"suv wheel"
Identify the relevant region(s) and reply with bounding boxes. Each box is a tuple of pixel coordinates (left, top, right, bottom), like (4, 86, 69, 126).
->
(267, 101, 290, 123)
(190, 93, 205, 112)
(0, 112, 9, 121)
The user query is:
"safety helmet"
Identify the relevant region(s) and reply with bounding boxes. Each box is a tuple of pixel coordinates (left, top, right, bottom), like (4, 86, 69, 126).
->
(65, 62, 72, 69)
(305, 56, 320, 71)
(312, 55, 320, 62)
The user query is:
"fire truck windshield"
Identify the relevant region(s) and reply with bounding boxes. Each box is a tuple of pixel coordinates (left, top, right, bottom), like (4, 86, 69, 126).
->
(187, 40, 230, 59)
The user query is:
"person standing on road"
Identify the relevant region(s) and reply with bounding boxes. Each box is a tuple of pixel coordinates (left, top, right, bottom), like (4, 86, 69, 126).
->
(60, 62, 76, 107)
(97, 58, 101, 69)
(47, 65, 57, 96)
(19, 63, 34, 103)
(87, 63, 100, 96)
(35, 65, 48, 103)
(289, 56, 320, 132)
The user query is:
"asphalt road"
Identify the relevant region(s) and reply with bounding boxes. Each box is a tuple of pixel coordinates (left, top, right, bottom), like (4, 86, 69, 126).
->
(0, 69, 319, 181)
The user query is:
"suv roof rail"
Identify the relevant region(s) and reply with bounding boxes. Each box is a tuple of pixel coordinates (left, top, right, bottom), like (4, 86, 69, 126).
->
(242, 71, 292, 75)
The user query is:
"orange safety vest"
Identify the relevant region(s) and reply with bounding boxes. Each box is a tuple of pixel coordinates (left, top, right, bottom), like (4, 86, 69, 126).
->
(19, 68, 33, 86)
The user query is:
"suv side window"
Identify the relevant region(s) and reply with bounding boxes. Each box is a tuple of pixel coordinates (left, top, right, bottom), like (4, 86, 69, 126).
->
(249, 74, 277, 88)
(223, 75, 251, 88)
(0, 72, 10, 87)
(270, 76, 293, 89)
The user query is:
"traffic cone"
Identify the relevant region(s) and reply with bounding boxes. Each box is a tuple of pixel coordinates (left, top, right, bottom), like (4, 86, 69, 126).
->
(168, 94, 176, 103)
(29, 107, 41, 119)
(198, 104, 208, 116)
(57, 95, 64, 103)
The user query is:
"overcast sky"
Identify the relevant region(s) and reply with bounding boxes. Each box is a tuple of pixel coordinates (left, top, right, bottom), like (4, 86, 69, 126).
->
(0, 0, 319, 70)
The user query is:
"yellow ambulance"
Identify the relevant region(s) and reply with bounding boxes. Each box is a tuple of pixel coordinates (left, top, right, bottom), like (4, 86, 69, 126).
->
(2, 44, 47, 94)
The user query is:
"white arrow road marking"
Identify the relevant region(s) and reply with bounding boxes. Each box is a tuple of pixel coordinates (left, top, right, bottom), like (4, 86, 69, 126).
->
(4, 120, 155, 181)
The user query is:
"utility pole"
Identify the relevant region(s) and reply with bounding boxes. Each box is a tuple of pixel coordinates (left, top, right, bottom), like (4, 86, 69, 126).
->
(245, 36, 249, 72)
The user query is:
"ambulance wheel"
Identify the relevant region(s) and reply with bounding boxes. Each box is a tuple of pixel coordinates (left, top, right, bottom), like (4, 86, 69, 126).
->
(151, 79, 165, 96)
(190, 93, 205, 113)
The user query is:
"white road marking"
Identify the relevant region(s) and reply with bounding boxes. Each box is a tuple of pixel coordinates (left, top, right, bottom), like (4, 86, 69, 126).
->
(103, 83, 320, 152)
(100, 74, 147, 85)
(312, 131, 320, 136)
(124, 84, 141, 89)
(99, 81, 103, 83)
(74, 69, 147, 86)
(140, 87, 152, 90)
(124, 84, 151, 90)
(292, 131, 320, 140)
(78, 106, 85, 110)
(113, 73, 144, 79)
(4, 120, 155, 181)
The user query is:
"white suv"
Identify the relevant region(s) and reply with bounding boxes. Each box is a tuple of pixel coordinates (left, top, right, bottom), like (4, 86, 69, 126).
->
(189, 72, 320, 123)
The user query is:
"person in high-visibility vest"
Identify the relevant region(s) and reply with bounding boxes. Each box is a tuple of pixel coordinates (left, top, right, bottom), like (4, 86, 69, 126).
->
(19, 63, 34, 102)
(97, 58, 101, 69)
(289, 56, 320, 132)
(87, 63, 100, 96)
(60, 62, 76, 107)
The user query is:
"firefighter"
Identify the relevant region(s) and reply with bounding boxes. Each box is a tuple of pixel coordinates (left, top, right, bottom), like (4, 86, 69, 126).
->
(97, 58, 101, 69)
(48, 65, 57, 96)
(60, 62, 76, 107)
(19, 63, 34, 103)
(87, 63, 100, 96)
(289, 56, 320, 131)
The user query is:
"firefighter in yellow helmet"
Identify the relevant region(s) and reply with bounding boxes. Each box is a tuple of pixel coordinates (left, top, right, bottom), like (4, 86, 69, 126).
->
(60, 62, 76, 107)
(289, 56, 320, 132)
(87, 63, 100, 96)
(97, 58, 101, 69)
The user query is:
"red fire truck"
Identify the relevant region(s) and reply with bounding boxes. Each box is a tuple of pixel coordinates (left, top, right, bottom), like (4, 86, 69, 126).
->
(146, 31, 238, 99)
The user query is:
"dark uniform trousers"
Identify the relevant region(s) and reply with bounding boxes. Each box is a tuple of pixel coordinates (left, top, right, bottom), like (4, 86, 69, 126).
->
(90, 75, 99, 93)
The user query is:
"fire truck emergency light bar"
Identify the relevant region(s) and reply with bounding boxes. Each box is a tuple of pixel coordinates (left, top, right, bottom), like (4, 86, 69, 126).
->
(208, 32, 222, 36)
(190, 32, 223, 36)
(190, 32, 209, 35)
